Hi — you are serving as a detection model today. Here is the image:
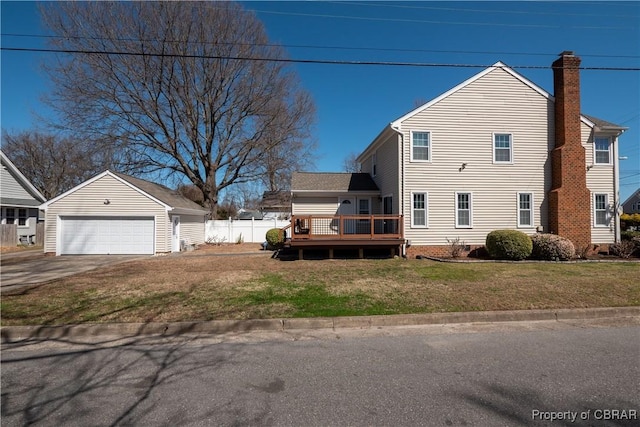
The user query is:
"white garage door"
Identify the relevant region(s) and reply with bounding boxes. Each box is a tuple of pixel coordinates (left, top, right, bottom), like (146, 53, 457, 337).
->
(60, 216, 155, 255)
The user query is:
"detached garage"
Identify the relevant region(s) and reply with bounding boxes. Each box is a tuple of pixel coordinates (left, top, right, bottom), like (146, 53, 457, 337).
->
(41, 171, 208, 255)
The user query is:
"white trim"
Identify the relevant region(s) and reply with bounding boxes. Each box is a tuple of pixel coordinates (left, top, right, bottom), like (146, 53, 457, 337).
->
(455, 192, 473, 229)
(410, 191, 428, 228)
(517, 192, 535, 228)
(492, 132, 513, 164)
(593, 136, 613, 165)
(410, 131, 432, 163)
(593, 193, 610, 227)
(40, 170, 172, 210)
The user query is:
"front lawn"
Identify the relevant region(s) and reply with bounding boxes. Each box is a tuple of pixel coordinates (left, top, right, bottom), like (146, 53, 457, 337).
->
(1, 255, 638, 325)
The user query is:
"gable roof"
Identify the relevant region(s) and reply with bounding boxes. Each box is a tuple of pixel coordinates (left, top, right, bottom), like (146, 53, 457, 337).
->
(358, 61, 626, 160)
(582, 114, 627, 131)
(390, 62, 551, 128)
(0, 150, 46, 204)
(292, 172, 379, 193)
(41, 170, 207, 214)
(112, 172, 207, 212)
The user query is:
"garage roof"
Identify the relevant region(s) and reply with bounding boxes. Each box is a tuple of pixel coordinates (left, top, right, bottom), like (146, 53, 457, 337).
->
(41, 170, 208, 214)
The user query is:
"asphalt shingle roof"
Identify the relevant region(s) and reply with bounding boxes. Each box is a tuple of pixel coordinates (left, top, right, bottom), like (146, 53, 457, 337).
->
(292, 172, 379, 192)
(113, 172, 207, 212)
(583, 114, 626, 129)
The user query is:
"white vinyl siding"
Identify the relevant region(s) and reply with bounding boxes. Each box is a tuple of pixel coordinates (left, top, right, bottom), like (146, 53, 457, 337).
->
(43, 174, 169, 254)
(517, 192, 534, 228)
(594, 194, 609, 227)
(455, 192, 472, 228)
(400, 67, 551, 245)
(177, 214, 206, 246)
(411, 192, 428, 228)
(493, 133, 513, 163)
(411, 131, 431, 162)
(0, 165, 34, 200)
(291, 196, 340, 216)
(584, 124, 615, 243)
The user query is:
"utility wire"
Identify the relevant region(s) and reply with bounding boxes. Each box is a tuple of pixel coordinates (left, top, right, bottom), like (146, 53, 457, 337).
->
(2, 46, 640, 71)
(3, 33, 640, 60)
(244, 7, 637, 30)
(323, 1, 639, 19)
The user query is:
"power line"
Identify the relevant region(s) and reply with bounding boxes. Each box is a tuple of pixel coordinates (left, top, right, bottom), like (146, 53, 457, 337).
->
(3, 33, 640, 60)
(2, 46, 640, 71)
(325, 1, 638, 19)
(244, 7, 638, 30)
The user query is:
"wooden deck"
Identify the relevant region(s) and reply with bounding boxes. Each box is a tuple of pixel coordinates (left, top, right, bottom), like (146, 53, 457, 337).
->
(282, 215, 404, 259)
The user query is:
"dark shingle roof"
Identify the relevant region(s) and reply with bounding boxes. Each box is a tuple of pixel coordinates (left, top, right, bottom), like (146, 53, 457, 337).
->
(292, 172, 379, 192)
(583, 114, 627, 130)
(113, 172, 207, 212)
(260, 190, 291, 209)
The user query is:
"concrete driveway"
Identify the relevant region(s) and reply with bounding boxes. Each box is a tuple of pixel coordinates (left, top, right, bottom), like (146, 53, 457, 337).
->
(1, 251, 149, 294)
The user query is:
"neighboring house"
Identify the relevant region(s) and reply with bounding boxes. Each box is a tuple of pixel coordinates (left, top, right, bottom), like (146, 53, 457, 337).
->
(622, 189, 640, 214)
(260, 190, 291, 220)
(237, 209, 263, 220)
(290, 51, 627, 257)
(40, 170, 208, 255)
(0, 150, 46, 245)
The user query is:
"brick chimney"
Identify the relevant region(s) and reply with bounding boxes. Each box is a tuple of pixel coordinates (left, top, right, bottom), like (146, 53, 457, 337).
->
(548, 51, 591, 251)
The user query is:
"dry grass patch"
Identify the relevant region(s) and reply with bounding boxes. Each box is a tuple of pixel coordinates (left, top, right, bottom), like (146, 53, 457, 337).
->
(1, 256, 638, 326)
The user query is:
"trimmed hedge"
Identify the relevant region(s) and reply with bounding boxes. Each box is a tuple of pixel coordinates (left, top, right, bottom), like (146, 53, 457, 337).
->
(485, 230, 532, 261)
(530, 234, 575, 261)
(265, 228, 284, 249)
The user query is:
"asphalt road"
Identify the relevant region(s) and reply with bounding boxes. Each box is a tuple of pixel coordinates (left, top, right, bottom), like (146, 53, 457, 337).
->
(1, 319, 639, 426)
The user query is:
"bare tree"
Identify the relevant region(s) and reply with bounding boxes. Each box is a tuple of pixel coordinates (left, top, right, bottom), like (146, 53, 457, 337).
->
(1, 130, 115, 199)
(343, 152, 361, 173)
(40, 1, 315, 217)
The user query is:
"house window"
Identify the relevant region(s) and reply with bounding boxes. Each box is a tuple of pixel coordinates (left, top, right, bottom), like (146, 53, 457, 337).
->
(18, 209, 27, 226)
(5, 208, 15, 225)
(412, 192, 427, 227)
(493, 133, 512, 163)
(372, 152, 377, 176)
(411, 131, 430, 162)
(358, 199, 370, 215)
(456, 192, 472, 228)
(518, 193, 533, 227)
(594, 194, 609, 226)
(594, 137, 611, 164)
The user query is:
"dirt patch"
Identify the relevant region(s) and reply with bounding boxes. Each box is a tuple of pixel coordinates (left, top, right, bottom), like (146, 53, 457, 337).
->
(185, 242, 266, 255)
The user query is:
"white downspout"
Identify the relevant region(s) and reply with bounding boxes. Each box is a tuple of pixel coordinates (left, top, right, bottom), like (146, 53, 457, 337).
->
(613, 135, 621, 242)
(390, 123, 405, 256)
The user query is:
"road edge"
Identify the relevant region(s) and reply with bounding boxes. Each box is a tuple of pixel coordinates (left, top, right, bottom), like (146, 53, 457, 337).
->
(2, 306, 639, 343)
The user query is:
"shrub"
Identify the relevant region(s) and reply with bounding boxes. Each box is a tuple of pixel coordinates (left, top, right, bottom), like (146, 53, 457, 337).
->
(485, 230, 532, 260)
(609, 240, 637, 259)
(621, 230, 640, 241)
(530, 234, 575, 261)
(265, 228, 284, 249)
(445, 237, 466, 258)
(620, 213, 640, 230)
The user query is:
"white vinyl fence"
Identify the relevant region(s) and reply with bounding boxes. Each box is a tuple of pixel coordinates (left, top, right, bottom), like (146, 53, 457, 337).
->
(205, 218, 290, 244)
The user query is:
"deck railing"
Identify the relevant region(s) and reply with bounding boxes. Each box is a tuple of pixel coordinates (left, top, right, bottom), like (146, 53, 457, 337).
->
(288, 214, 403, 241)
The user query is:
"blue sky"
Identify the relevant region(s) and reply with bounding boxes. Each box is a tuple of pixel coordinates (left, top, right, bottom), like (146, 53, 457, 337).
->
(1, 1, 639, 202)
